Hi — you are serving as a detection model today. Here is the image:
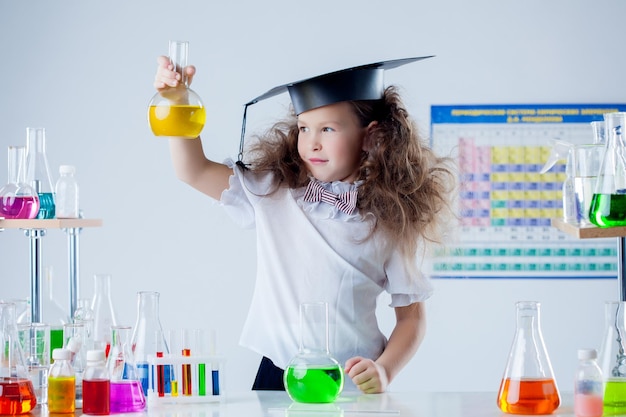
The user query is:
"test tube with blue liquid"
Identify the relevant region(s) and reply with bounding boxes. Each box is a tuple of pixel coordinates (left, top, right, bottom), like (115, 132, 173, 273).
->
(210, 329, 220, 395)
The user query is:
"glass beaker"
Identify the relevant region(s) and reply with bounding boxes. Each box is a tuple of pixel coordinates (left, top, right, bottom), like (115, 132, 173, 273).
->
(106, 325, 146, 413)
(597, 301, 626, 415)
(497, 301, 560, 415)
(147, 40, 206, 138)
(0, 146, 39, 219)
(17, 322, 49, 405)
(130, 291, 169, 396)
(90, 274, 118, 357)
(589, 112, 626, 227)
(0, 302, 38, 414)
(284, 302, 344, 404)
(24, 127, 55, 219)
(572, 144, 604, 225)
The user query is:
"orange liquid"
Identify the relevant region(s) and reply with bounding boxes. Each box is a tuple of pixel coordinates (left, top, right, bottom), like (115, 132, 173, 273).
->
(148, 104, 206, 138)
(0, 378, 37, 414)
(497, 377, 560, 414)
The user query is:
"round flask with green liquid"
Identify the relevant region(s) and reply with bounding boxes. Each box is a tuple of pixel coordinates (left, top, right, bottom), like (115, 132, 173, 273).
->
(284, 302, 344, 403)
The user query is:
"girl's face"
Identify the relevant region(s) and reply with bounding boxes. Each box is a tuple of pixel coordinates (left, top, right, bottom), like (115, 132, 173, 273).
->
(296, 101, 368, 183)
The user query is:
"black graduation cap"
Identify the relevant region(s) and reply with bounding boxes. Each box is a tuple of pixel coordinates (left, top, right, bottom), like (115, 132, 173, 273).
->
(237, 56, 434, 165)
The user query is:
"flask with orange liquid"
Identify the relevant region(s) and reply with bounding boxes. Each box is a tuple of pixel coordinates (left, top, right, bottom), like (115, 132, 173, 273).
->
(497, 301, 561, 414)
(148, 40, 206, 138)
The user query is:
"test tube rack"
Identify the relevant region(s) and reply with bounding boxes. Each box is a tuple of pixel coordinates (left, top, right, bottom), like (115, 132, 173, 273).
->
(147, 354, 226, 405)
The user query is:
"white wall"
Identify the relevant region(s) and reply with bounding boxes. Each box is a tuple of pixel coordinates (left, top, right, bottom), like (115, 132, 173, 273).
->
(0, 0, 623, 394)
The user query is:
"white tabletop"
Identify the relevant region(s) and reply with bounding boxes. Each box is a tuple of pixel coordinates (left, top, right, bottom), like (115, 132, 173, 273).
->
(33, 391, 581, 417)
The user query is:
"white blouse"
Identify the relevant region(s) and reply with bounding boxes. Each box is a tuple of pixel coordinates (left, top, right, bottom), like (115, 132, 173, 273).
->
(219, 160, 433, 374)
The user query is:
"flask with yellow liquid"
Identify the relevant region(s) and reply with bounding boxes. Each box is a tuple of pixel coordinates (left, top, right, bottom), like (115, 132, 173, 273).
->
(148, 40, 205, 138)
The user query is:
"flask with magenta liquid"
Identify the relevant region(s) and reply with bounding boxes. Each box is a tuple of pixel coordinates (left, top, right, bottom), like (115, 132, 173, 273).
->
(497, 301, 561, 415)
(0, 302, 38, 414)
(25, 127, 55, 219)
(148, 40, 206, 138)
(284, 302, 344, 404)
(106, 325, 146, 413)
(0, 146, 39, 219)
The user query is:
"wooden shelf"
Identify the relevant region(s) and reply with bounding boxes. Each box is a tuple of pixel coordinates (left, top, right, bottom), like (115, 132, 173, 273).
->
(551, 217, 626, 239)
(0, 218, 102, 229)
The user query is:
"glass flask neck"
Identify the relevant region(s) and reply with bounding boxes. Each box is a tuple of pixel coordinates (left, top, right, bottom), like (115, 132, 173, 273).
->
(136, 291, 160, 318)
(94, 274, 112, 297)
(0, 302, 28, 378)
(299, 302, 330, 354)
(7, 146, 25, 184)
(515, 301, 541, 328)
(169, 40, 190, 87)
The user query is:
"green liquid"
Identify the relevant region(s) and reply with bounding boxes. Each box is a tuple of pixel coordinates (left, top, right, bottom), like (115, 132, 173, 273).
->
(589, 193, 626, 227)
(49, 328, 63, 361)
(198, 363, 206, 396)
(604, 379, 626, 415)
(285, 365, 343, 403)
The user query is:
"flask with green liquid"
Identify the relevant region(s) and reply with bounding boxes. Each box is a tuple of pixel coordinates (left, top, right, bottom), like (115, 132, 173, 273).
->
(284, 302, 344, 404)
(589, 112, 626, 227)
(597, 301, 626, 415)
(148, 40, 206, 139)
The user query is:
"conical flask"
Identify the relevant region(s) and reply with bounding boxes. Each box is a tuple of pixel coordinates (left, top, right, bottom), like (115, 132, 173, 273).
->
(147, 40, 206, 138)
(589, 112, 626, 227)
(497, 301, 560, 414)
(106, 325, 146, 413)
(130, 291, 169, 396)
(284, 302, 344, 403)
(90, 274, 118, 357)
(0, 302, 38, 414)
(0, 146, 39, 219)
(597, 301, 626, 415)
(24, 127, 55, 219)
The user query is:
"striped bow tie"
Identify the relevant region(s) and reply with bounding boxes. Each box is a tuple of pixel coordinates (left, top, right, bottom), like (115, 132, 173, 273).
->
(303, 180, 358, 215)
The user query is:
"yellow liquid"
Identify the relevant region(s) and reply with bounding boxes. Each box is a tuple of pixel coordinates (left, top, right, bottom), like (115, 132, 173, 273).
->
(48, 376, 75, 413)
(148, 104, 206, 138)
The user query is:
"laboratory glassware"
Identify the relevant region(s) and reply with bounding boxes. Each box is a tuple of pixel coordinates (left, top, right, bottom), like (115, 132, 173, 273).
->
(130, 291, 169, 396)
(82, 349, 110, 415)
(284, 302, 344, 403)
(55, 165, 79, 218)
(48, 348, 75, 413)
(63, 322, 88, 408)
(597, 301, 626, 415)
(589, 112, 626, 227)
(148, 40, 206, 138)
(0, 302, 37, 414)
(572, 144, 603, 225)
(574, 348, 603, 417)
(17, 322, 49, 405)
(43, 266, 71, 361)
(497, 301, 560, 414)
(106, 325, 146, 413)
(90, 274, 118, 357)
(24, 127, 55, 219)
(591, 121, 606, 145)
(0, 146, 39, 219)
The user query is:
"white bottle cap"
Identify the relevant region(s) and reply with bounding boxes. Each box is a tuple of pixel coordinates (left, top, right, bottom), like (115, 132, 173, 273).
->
(578, 348, 597, 360)
(59, 165, 76, 175)
(52, 348, 71, 360)
(86, 349, 106, 362)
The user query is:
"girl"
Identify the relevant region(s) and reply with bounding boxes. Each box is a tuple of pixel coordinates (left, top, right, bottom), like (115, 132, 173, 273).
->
(153, 56, 457, 393)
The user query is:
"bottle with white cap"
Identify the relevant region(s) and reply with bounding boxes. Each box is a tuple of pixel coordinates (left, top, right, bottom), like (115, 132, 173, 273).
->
(55, 164, 79, 218)
(82, 349, 110, 415)
(574, 348, 604, 417)
(48, 348, 75, 413)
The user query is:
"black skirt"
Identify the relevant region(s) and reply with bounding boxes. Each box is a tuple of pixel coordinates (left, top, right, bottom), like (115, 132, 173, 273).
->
(252, 356, 285, 390)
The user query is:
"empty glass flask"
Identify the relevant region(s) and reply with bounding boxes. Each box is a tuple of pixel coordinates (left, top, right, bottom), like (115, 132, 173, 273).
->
(284, 302, 344, 403)
(147, 40, 206, 139)
(497, 301, 560, 415)
(90, 274, 118, 357)
(0, 146, 39, 219)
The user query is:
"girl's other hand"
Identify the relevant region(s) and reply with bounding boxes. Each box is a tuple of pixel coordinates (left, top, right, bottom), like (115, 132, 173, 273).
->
(153, 55, 196, 92)
(344, 356, 389, 394)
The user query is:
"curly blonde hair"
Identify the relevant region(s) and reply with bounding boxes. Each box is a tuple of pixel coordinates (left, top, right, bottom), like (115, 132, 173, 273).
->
(243, 86, 457, 261)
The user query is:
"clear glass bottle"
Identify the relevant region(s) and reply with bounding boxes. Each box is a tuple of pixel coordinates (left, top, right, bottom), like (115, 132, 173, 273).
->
(82, 349, 110, 415)
(130, 291, 169, 396)
(25, 127, 55, 219)
(90, 274, 118, 357)
(0, 302, 38, 414)
(147, 40, 206, 138)
(589, 112, 626, 227)
(48, 348, 75, 413)
(497, 301, 560, 414)
(574, 348, 604, 417)
(284, 302, 344, 403)
(106, 325, 146, 413)
(0, 146, 39, 219)
(597, 301, 626, 415)
(55, 165, 79, 218)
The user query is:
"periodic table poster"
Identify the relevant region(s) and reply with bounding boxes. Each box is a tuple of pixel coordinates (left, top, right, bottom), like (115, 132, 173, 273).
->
(430, 104, 626, 279)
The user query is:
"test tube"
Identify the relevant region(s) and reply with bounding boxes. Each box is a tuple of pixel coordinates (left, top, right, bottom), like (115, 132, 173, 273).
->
(181, 329, 192, 396)
(167, 329, 179, 397)
(155, 331, 165, 398)
(210, 329, 220, 396)
(196, 329, 207, 396)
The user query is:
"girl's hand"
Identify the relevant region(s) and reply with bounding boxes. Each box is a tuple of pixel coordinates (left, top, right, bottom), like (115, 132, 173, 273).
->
(153, 55, 196, 92)
(344, 356, 389, 394)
